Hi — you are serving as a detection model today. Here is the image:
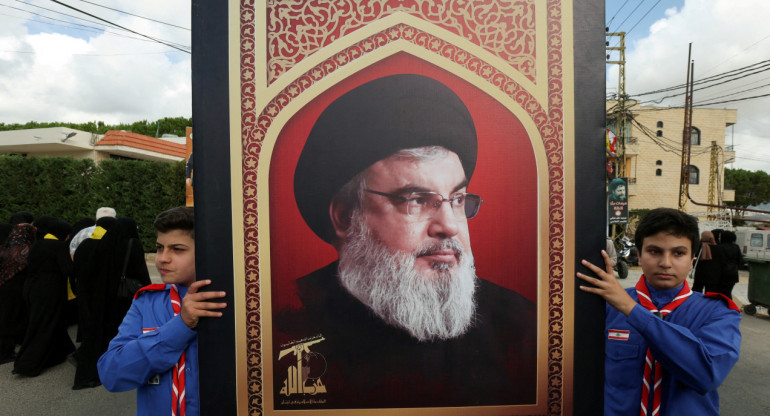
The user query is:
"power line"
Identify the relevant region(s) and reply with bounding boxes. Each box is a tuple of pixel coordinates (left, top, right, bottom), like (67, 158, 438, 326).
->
(3, 1, 189, 50)
(634, 60, 770, 97)
(606, 0, 631, 29)
(0, 4, 179, 46)
(695, 81, 770, 104)
(693, 91, 770, 107)
(12, 0, 110, 30)
(48, 0, 190, 53)
(700, 33, 770, 77)
(624, 0, 662, 37)
(612, 0, 648, 34)
(74, 0, 189, 31)
(638, 65, 770, 105)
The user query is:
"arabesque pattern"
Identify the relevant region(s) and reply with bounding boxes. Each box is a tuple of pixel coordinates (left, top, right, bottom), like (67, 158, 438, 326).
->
(266, 0, 536, 84)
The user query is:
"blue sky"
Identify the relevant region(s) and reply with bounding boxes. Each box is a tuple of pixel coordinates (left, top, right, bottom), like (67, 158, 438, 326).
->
(604, 0, 770, 172)
(0, 0, 191, 124)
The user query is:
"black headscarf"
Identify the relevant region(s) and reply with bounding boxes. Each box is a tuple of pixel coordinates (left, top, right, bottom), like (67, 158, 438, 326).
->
(32, 216, 57, 240)
(0, 223, 12, 246)
(0, 224, 37, 286)
(9, 211, 33, 225)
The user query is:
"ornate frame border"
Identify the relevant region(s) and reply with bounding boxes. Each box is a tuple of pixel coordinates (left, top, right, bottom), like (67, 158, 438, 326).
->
(237, 1, 571, 414)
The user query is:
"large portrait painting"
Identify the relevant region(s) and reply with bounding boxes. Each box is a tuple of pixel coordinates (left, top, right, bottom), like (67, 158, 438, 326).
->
(190, 1, 608, 415)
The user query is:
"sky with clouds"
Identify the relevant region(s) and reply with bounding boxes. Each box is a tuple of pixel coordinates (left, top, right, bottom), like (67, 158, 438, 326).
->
(1, 1, 768, 173)
(0, 0, 190, 125)
(606, 0, 770, 173)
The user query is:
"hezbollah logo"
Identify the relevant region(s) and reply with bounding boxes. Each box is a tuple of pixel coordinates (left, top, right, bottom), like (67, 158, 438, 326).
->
(279, 335, 327, 396)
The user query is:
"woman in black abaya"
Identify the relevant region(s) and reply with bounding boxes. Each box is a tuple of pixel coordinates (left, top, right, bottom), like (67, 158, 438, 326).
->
(0, 217, 36, 364)
(12, 219, 75, 376)
(73, 216, 150, 389)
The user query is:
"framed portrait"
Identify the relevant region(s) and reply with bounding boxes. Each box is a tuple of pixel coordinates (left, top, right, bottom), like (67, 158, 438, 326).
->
(191, 1, 608, 415)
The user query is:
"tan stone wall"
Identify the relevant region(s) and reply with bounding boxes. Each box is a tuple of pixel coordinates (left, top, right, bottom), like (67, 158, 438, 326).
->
(610, 103, 737, 213)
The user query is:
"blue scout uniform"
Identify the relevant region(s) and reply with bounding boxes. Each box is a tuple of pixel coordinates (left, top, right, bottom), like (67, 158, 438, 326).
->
(98, 284, 199, 416)
(604, 278, 741, 415)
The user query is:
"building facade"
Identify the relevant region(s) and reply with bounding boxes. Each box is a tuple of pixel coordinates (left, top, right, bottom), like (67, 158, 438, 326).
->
(609, 102, 737, 215)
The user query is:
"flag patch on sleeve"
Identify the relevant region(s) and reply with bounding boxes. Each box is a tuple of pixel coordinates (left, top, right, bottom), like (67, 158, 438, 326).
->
(608, 329, 630, 340)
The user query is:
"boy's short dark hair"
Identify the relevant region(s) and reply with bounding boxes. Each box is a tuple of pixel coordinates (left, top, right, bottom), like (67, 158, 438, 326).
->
(634, 208, 699, 256)
(153, 206, 194, 239)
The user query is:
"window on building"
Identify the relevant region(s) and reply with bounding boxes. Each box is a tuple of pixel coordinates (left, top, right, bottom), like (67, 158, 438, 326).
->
(688, 165, 700, 184)
(656, 160, 662, 165)
(657, 121, 664, 128)
(656, 169, 662, 176)
(657, 130, 663, 137)
(690, 126, 701, 146)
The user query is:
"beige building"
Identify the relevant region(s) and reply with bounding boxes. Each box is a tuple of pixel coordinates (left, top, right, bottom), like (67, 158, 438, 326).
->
(609, 102, 737, 216)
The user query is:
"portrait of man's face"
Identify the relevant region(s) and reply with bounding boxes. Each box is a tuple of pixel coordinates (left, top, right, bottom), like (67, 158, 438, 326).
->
(335, 148, 477, 342)
(267, 57, 540, 409)
(351, 150, 471, 273)
(613, 184, 626, 200)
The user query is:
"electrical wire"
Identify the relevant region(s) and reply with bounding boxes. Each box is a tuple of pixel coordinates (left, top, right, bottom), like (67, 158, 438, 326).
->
(74, 0, 189, 31)
(4, 1, 189, 50)
(48, 0, 189, 53)
(606, 0, 631, 29)
(611, 0, 648, 34)
(0, 4, 181, 46)
(624, 0, 662, 37)
(634, 60, 770, 97)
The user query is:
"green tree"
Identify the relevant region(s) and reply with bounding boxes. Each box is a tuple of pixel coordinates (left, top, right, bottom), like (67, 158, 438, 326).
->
(725, 168, 770, 217)
(0, 156, 185, 250)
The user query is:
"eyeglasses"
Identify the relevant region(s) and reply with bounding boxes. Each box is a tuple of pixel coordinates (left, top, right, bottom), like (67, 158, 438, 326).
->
(365, 189, 483, 220)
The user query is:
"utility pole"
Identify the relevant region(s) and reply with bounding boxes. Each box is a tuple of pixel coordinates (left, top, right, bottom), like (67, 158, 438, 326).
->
(708, 141, 719, 219)
(606, 31, 626, 178)
(679, 44, 694, 211)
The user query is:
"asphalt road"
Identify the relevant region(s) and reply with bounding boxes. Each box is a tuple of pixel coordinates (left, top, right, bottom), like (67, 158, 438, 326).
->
(0, 326, 136, 416)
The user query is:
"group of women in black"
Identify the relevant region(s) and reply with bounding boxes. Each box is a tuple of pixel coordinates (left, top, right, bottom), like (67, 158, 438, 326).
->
(693, 229, 743, 299)
(0, 211, 151, 390)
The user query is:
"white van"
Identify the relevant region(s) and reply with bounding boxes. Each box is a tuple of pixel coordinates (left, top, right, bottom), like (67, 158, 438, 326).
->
(735, 229, 770, 263)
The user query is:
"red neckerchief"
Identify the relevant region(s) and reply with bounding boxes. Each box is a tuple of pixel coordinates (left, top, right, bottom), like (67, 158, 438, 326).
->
(133, 284, 186, 416)
(704, 292, 741, 312)
(635, 275, 692, 416)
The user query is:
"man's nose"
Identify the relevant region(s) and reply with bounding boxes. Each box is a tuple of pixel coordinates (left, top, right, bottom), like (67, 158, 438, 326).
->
(427, 201, 461, 238)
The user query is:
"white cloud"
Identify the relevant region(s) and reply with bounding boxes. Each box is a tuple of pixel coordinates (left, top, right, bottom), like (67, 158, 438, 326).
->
(0, 0, 191, 125)
(608, 0, 770, 172)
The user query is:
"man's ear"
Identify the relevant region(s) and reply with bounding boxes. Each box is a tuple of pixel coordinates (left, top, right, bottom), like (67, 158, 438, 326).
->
(330, 197, 353, 240)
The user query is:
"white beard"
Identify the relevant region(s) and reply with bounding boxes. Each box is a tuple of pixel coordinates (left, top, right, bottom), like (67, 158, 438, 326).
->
(337, 211, 477, 342)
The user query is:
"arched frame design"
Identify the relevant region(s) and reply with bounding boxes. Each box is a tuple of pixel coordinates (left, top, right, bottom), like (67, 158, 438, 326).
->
(219, 1, 606, 414)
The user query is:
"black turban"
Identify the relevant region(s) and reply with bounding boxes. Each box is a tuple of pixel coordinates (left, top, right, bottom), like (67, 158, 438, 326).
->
(294, 74, 478, 243)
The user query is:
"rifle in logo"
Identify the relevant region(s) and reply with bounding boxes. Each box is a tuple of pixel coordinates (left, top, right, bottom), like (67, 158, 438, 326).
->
(279, 335, 327, 396)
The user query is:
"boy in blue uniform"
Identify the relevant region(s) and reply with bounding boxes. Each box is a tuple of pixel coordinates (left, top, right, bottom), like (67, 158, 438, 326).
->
(578, 208, 741, 415)
(98, 207, 227, 416)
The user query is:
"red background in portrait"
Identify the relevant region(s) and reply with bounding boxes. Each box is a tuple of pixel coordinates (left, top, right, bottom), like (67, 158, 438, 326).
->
(269, 53, 538, 309)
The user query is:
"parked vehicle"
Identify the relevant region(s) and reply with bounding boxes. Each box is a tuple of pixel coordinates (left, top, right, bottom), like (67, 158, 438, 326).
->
(735, 228, 770, 266)
(614, 236, 637, 279)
